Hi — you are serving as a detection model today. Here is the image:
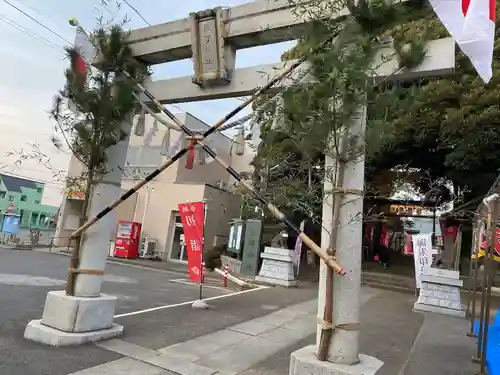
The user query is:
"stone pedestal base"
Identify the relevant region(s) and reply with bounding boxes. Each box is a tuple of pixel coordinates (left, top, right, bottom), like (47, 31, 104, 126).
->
(24, 320, 123, 346)
(413, 302, 465, 317)
(191, 299, 210, 309)
(289, 346, 383, 375)
(24, 290, 123, 346)
(255, 247, 297, 287)
(414, 269, 465, 318)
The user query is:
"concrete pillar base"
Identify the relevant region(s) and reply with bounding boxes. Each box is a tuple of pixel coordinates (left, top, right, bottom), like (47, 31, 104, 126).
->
(24, 320, 123, 347)
(23, 290, 123, 346)
(289, 346, 383, 375)
(191, 299, 210, 309)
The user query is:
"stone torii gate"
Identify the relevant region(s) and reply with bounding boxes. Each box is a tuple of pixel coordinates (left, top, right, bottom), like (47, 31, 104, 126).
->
(23, 0, 455, 373)
(125, 2, 455, 374)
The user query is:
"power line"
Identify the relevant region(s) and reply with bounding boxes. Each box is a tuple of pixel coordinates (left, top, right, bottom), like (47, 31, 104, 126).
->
(122, 0, 151, 26)
(0, 14, 65, 54)
(11, 0, 71, 31)
(3, 0, 72, 45)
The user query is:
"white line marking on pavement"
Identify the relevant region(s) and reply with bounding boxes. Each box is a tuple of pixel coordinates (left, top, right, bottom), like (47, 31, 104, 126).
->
(169, 278, 232, 292)
(114, 285, 269, 318)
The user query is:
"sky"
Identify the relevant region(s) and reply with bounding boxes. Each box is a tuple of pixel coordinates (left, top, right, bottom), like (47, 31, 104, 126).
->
(0, 0, 295, 206)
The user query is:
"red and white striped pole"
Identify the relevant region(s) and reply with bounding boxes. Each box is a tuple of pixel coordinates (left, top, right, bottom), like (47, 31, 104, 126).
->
(223, 264, 229, 288)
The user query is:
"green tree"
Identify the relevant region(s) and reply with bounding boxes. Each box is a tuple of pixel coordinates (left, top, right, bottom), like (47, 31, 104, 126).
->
(254, 2, 500, 221)
(51, 23, 149, 295)
(367, 11, 500, 205)
(251, 0, 432, 225)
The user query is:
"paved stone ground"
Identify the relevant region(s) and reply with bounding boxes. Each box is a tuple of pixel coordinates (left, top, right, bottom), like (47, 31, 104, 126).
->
(237, 291, 480, 375)
(117, 285, 317, 350)
(67, 288, 383, 374)
(400, 313, 478, 375)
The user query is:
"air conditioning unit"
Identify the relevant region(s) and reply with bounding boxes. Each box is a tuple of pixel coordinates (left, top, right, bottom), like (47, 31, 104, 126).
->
(216, 180, 229, 190)
(139, 237, 158, 259)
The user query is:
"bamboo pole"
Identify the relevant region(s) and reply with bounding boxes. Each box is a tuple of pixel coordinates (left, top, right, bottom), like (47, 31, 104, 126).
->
(479, 200, 499, 374)
(473, 211, 493, 363)
(467, 259, 479, 337)
(70, 53, 305, 240)
(467, 219, 481, 338)
(69, 58, 347, 275)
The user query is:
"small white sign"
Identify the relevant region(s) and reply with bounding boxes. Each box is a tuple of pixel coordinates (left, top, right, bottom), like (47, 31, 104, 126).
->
(292, 221, 305, 276)
(412, 234, 433, 289)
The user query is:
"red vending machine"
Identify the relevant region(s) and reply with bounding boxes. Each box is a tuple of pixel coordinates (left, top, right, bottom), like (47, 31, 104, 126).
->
(113, 220, 142, 259)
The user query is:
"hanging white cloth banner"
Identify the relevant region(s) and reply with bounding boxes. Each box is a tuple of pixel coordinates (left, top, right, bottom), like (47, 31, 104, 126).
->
(201, 140, 215, 164)
(163, 133, 183, 157)
(270, 94, 284, 130)
(134, 110, 146, 136)
(197, 147, 206, 165)
(293, 220, 305, 276)
(142, 119, 158, 147)
(412, 234, 434, 289)
(160, 127, 171, 155)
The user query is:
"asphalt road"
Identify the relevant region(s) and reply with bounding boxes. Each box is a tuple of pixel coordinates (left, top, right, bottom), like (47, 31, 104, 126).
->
(0, 249, 232, 375)
(0, 249, 317, 375)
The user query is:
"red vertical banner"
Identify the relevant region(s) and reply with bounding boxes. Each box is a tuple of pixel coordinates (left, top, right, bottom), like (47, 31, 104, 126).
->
(440, 221, 458, 242)
(380, 223, 389, 247)
(404, 232, 413, 255)
(185, 141, 196, 169)
(364, 222, 373, 242)
(178, 201, 205, 282)
(495, 227, 500, 256)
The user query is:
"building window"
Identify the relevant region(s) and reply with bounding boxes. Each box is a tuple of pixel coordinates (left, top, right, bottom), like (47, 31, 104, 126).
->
(174, 213, 182, 225)
(34, 200, 40, 204)
(36, 187, 42, 193)
(0, 192, 5, 199)
(21, 210, 30, 225)
(20, 195, 27, 202)
(8, 195, 14, 202)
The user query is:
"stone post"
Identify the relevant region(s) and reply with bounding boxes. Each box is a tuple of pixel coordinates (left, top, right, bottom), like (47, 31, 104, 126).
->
(74, 125, 130, 297)
(290, 103, 384, 375)
(23, 121, 132, 346)
(316, 104, 365, 364)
